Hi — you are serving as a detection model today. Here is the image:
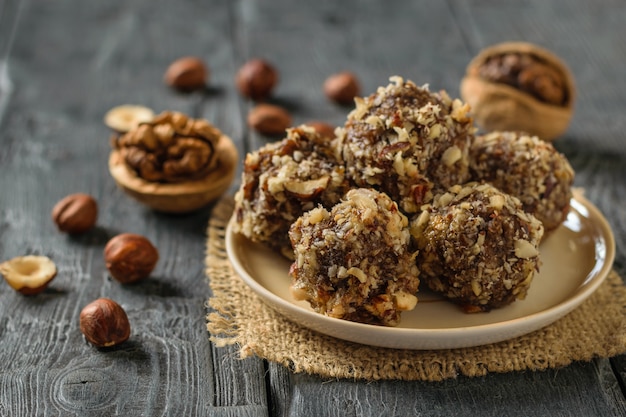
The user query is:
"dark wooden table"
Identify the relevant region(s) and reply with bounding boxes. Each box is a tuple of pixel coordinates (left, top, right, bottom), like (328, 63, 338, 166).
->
(1, 0, 625, 416)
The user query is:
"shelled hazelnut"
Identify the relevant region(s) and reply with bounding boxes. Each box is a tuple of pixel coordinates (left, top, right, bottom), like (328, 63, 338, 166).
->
(236, 58, 279, 101)
(104, 233, 159, 284)
(324, 72, 361, 105)
(51, 193, 98, 234)
(164, 56, 208, 91)
(247, 103, 292, 135)
(103, 105, 155, 133)
(0, 255, 57, 295)
(79, 298, 131, 348)
(460, 42, 575, 141)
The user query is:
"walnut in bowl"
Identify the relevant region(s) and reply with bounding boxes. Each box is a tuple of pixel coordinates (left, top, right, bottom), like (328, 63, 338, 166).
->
(460, 42, 575, 141)
(108, 111, 238, 213)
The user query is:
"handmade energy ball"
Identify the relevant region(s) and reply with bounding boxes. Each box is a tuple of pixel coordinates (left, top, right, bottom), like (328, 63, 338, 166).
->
(412, 182, 544, 312)
(341, 76, 474, 214)
(233, 125, 349, 258)
(289, 188, 420, 326)
(469, 131, 574, 232)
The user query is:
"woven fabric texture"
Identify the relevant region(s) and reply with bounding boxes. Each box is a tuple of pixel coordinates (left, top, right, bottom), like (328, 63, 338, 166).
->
(206, 197, 626, 381)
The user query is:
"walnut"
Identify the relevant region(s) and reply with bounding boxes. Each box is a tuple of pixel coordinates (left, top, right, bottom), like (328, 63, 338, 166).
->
(112, 111, 221, 183)
(108, 111, 238, 213)
(460, 42, 575, 141)
(477, 52, 566, 105)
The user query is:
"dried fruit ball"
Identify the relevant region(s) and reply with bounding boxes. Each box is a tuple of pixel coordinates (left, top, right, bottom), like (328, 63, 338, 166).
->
(236, 58, 279, 101)
(104, 233, 159, 284)
(0, 255, 57, 295)
(232, 125, 350, 258)
(164, 56, 208, 91)
(51, 193, 98, 234)
(342, 76, 473, 214)
(289, 188, 420, 326)
(79, 298, 131, 348)
(324, 72, 361, 105)
(247, 103, 292, 136)
(104, 105, 155, 133)
(414, 182, 544, 312)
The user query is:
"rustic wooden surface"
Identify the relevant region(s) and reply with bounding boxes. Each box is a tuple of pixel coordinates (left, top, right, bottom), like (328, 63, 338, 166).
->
(1, 0, 625, 416)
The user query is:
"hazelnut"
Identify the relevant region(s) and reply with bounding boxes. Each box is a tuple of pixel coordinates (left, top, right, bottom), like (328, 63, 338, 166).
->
(323, 72, 361, 105)
(104, 233, 159, 284)
(460, 42, 575, 141)
(305, 121, 336, 139)
(104, 105, 155, 133)
(247, 103, 292, 136)
(164, 56, 208, 91)
(0, 255, 57, 295)
(51, 193, 98, 234)
(79, 298, 130, 348)
(236, 59, 279, 101)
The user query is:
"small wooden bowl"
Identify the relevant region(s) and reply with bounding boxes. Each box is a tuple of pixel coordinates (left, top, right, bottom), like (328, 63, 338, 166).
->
(108, 135, 239, 213)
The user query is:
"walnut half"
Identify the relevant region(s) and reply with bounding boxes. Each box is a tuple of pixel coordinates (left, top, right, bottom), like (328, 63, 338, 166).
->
(108, 111, 238, 213)
(460, 42, 575, 141)
(112, 111, 222, 183)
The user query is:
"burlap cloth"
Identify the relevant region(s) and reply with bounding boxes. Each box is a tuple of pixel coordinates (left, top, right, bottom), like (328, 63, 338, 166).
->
(205, 196, 626, 381)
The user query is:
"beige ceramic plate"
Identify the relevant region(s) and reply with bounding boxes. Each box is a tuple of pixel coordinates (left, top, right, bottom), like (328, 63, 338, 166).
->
(226, 193, 615, 350)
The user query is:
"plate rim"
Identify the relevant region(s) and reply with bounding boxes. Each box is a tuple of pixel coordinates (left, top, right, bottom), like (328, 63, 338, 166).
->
(225, 194, 615, 349)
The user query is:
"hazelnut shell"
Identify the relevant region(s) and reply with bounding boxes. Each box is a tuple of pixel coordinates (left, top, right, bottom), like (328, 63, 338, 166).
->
(460, 41, 575, 141)
(108, 134, 238, 213)
(0, 255, 57, 295)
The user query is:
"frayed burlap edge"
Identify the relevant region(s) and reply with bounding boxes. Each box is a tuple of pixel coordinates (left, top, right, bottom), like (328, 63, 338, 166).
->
(205, 196, 626, 382)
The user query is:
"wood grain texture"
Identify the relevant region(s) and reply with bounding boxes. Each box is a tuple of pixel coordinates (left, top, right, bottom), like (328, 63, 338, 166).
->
(0, 0, 625, 416)
(0, 0, 266, 416)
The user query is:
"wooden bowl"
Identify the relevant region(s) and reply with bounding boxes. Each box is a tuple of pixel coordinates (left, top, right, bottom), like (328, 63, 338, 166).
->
(108, 135, 239, 213)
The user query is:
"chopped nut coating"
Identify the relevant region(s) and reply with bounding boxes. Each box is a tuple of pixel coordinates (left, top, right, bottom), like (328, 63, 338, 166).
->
(233, 125, 349, 258)
(289, 188, 419, 326)
(413, 182, 544, 311)
(469, 131, 574, 232)
(342, 76, 474, 214)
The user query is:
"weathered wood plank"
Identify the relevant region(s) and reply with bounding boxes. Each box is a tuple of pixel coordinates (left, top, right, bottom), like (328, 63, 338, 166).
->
(0, 0, 268, 416)
(237, 0, 626, 416)
(1, 0, 626, 415)
(281, 359, 626, 417)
